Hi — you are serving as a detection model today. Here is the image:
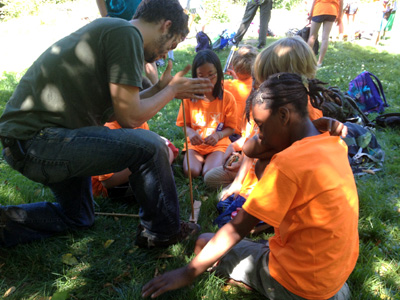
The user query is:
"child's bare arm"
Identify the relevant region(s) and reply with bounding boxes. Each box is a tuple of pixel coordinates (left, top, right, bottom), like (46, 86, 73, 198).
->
(312, 117, 348, 138)
(220, 155, 253, 201)
(242, 135, 277, 160)
(141, 209, 260, 298)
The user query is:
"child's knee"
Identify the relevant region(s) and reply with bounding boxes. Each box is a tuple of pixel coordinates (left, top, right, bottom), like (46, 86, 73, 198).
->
(195, 233, 215, 255)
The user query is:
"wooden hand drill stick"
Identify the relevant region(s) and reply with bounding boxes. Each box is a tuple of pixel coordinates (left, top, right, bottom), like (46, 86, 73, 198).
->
(181, 98, 195, 221)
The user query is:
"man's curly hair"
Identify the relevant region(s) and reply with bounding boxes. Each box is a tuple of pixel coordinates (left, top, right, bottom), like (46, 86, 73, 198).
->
(133, 0, 189, 39)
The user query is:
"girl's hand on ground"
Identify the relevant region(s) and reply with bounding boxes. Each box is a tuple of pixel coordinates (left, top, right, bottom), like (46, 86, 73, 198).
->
(142, 267, 195, 298)
(204, 132, 219, 146)
(189, 132, 204, 145)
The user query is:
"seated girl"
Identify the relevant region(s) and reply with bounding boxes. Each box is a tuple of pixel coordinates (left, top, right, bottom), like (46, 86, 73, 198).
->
(176, 50, 237, 178)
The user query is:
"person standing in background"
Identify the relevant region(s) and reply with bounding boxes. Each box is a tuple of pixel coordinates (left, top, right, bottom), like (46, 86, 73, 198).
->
(308, 0, 343, 67)
(231, 0, 273, 49)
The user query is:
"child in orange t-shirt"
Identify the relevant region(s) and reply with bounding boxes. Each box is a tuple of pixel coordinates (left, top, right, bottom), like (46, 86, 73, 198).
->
(176, 50, 237, 178)
(224, 45, 258, 142)
(91, 122, 178, 199)
(142, 73, 359, 300)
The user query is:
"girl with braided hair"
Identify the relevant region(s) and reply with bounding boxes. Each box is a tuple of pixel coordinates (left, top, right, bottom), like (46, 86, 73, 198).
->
(142, 72, 359, 299)
(217, 36, 346, 208)
(242, 73, 332, 178)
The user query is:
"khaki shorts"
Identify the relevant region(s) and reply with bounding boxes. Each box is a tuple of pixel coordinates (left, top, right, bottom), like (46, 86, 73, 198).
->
(215, 238, 351, 300)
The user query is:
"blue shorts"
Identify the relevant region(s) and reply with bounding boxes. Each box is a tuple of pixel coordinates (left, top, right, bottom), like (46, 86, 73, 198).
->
(312, 14, 336, 23)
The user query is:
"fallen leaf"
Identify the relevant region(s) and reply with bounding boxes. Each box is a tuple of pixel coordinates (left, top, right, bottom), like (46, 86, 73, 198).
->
(3, 286, 16, 298)
(157, 253, 174, 259)
(113, 270, 131, 283)
(51, 291, 69, 300)
(104, 239, 114, 248)
(221, 285, 232, 292)
(362, 169, 375, 175)
(61, 253, 79, 266)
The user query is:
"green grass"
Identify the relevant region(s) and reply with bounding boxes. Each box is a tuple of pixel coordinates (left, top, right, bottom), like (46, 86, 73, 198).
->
(1, 21, 400, 300)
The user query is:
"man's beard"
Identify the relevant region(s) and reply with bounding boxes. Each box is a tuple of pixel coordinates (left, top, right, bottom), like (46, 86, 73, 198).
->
(144, 53, 158, 63)
(144, 34, 170, 63)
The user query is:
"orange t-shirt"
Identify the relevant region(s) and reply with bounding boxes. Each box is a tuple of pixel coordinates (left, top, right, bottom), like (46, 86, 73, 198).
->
(238, 120, 259, 198)
(176, 90, 237, 156)
(91, 120, 149, 197)
(243, 133, 359, 299)
(224, 77, 253, 135)
(238, 158, 258, 198)
(312, 0, 340, 17)
(308, 100, 323, 121)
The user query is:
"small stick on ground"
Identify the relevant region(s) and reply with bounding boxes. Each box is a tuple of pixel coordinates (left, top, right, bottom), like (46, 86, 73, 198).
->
(95, 212, 139, 218)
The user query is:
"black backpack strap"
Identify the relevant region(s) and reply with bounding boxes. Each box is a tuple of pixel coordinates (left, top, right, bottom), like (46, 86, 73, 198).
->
(344, 94, 375, 127)
(374, 112, 400, 128)
(366, 71, 389, 107)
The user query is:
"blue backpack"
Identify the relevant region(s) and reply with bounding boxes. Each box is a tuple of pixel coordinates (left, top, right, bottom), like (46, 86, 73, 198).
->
(195, 31, 212, 53)
(347, 71, 389, 114)
(212, 29, 236, 51)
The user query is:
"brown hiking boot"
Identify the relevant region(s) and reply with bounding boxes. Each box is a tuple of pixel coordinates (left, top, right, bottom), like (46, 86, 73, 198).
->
(135, 221, 200, 249)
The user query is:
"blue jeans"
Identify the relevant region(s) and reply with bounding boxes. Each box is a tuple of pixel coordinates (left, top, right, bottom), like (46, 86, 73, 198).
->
(1, 126, 180, 247)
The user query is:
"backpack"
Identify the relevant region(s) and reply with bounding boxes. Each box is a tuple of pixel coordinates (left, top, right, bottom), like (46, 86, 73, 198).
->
(296, 25, 319, 55)
(347, 71, 389, 114)
(343, 122, 385, 175)
(374, 113, 400, 129)
(212, 29, 235, 51)
(195, 31, 212, 53)
(320, 86, 374, 127)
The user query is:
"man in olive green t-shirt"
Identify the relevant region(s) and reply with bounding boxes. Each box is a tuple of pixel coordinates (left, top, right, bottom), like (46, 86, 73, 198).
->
(0, 0, 212, 248)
